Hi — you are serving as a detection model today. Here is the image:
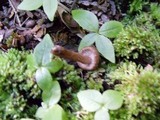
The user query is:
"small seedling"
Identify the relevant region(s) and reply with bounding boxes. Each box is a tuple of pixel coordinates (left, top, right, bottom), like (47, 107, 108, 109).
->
(77, 89, 123, 120)
(72, 10, 123, 63)
(18, 0, 58, 21)
(27, 34, 66, 120)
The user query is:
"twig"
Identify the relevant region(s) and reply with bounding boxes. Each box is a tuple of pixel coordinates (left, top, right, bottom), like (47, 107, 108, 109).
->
(58, 2, 70, 12)
(21, 17, 29, 27)
(8, 0, 22, 27)
(71, 0, 79, 10)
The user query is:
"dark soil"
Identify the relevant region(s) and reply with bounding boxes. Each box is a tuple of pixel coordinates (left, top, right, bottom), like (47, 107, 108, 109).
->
(0, 0, 124, 52)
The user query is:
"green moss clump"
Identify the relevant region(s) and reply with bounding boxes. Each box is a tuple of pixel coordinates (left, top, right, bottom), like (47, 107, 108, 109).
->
(108, 62, 160, 120)
(150, 3, 160, 26)
(84, 68, 106, 91)
(0, 49, 41, 119)
(129, 0, 146, 14)
(114, 24, 158, 59)
(57, 61, 85, 119)
(114, 3, 160, 67)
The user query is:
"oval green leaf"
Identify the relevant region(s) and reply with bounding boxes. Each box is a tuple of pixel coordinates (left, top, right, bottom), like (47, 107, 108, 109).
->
(77, 90, 103, 112)
(45, 59, 63, 74)
(35, 107, 48, 119)
(35, 67, 53, 91)
(34, 34, 54, 66)
(27, 54, 38, 71)
(42, 81, 61, 106)
(43, 104, 68, 120)
(94, 109, 109, 120)
(36, 105, 67, 120)
(18, 0, 43, 11)
(78, 33, 98, 51)
(20, 118, 35, 120)
(102, 90, 123, 110)
(43, 0, 58, 21)
(95, 35, 115, 63)
(72, 9, 99, 32)
(99, 21, 123, 38)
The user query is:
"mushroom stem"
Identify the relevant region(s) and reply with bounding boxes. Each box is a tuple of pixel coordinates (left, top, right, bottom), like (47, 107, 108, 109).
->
(51, 45, 91, 64)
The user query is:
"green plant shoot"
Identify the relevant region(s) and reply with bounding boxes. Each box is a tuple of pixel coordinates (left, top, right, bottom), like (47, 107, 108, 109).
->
(77, 89, 123, 120)
(27, 34, 66, 120)
(72, 9, 123, 63)
(18, 0, 58, 21)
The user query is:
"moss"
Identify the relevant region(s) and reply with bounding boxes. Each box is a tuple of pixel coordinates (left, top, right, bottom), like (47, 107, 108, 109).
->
(58, 61, 117, 119)
(114, 4, 160, 67)
(150, 3, 160, 26)
(0, 49, 41, 119)
(57, 61, 85, 119)
(108, 62, 160, 120)
(114, 24, 158, 59)
(129, 0, 146, 14)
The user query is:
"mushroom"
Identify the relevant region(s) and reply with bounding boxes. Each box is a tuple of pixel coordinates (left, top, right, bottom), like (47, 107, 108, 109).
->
(51, 45, 100, 70)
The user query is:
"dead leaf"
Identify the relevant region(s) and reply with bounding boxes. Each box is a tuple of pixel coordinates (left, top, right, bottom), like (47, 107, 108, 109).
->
(4, 29, 14, 39)
(57, 6, 80, 30)
(35, 28, 46, 38)
(10, 33, 25, 47)
(31, 25, 41, 33)
(9, 9, 15, 18)
(0, 35, 3, 42)
(57, 5, 85, 38)
(0, 44, 8, 51)
(26, 11, 34, 18)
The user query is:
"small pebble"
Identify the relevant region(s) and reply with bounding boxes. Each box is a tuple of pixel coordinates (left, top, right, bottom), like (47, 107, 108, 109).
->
(25, 20, 36, 28)
(97, 11, 103, 17)
(81, 1, 90, 6)
(91, 10, 98, 15)
(101, 14, 109, 22)
(91, 1, 98, 6)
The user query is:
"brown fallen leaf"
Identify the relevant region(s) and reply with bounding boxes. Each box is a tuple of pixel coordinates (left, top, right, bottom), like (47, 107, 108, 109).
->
(6, 33, 25, 47)
(57, 6, 79, 29)
(0, 22, 3, 28)
(35, 28, 46, 38)
(57, 5, 85, 38)
(0, 43, 8, 51)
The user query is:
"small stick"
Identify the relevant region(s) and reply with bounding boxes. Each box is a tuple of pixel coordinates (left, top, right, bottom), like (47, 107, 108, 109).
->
(21, 17, 29, 27)
(71, 0, 79, 10)
(8, 0, 22, 27)
(58, 2, 70, 12)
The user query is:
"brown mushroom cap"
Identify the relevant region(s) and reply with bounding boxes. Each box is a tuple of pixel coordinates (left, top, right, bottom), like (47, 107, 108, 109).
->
(77, 46, 100, 70)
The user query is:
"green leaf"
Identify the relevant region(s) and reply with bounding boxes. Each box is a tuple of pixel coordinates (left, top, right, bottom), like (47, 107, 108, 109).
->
(18, 0, 43, 11)
(42, 104, 68, 120)
(35, 67, 53, 91)
(95, 35, 115, 63)
(45, 59, 63, 73)
(99, 21, 123, 38)
(43, 0, 58, 21)
(36, 104, 66, 120)
(35, 107, 49, 119)
(72, 9, 99, 32)
(77, 90, 103, 112)
(78, 33, 98, 51)
(102, 90, 123, 110)
(27, 54, 38, 70)
(42, 81, 61, 106)
(34, 34, 54, 66)
(35, 107, 48, 119)
(94, 109, 109, 120)
(20, 118, 35, 120)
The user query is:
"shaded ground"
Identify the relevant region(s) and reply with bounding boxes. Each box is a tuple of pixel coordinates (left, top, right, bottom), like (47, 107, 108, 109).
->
(0, 0, 124, 52)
